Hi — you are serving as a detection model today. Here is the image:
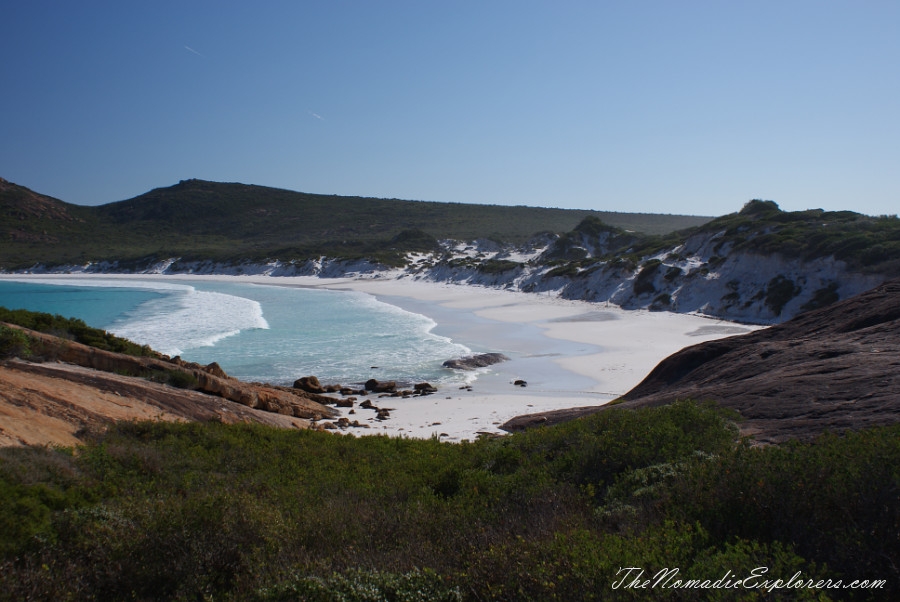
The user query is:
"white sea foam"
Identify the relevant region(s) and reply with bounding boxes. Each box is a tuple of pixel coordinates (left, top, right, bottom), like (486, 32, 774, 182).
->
(23, 280, 266, 357)
(108, 288, 269, 357)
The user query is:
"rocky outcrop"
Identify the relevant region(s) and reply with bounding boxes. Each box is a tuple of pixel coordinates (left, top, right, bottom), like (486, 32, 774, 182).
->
(502, 279, 900, 444)
(0, 359, 316, 447)
(442, 353, 509, 370)
(293, 375, 326, 393)
(8, 324, 338, 421)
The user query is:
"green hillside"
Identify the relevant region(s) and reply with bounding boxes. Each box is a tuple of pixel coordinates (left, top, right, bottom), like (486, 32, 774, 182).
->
(0, 177, 711, 270)
(2, 403, 896, 599)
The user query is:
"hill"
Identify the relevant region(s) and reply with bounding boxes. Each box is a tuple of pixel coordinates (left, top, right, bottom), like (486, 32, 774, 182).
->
(6, 177, 900, 324)
(0, 177, 710, 270)
(401, 200, 900, 323)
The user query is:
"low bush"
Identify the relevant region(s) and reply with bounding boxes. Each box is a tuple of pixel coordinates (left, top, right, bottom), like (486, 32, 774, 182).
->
(0, 402, 894, 600)
(0, 307, 155, 357)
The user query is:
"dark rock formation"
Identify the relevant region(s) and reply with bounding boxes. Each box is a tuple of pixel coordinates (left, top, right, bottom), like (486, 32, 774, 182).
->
(365, 379, 396, 393)
(502, 280, 900, 444)
(442, 352, 509, 370)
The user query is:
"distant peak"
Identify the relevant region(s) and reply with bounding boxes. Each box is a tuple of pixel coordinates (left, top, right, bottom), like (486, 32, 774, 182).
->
(740, 199, 781, 216)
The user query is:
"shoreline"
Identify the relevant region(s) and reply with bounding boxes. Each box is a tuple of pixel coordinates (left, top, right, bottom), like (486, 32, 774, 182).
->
(0, 273, 760, 440)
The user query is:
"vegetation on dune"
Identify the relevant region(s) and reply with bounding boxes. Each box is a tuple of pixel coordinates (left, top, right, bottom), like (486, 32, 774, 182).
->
(534, 200, 900, 284)
(0, 400, 894, 600)
(691, 200, 900, 273)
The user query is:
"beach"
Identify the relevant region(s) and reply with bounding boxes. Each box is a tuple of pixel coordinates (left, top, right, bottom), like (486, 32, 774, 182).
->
(39, 273, 756, 441)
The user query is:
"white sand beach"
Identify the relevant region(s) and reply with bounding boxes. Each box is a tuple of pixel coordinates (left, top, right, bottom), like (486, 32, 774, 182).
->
(52, 273, 758, 441)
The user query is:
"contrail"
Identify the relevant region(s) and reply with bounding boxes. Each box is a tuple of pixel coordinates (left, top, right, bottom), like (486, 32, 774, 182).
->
(184, 45, 204, 57)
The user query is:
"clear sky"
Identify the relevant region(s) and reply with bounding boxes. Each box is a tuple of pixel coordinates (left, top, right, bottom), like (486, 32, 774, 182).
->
(2, 1, 898, 216)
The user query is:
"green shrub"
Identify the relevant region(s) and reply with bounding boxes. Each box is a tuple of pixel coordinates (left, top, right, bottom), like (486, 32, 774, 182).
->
(0, 307, 155, 357)
(800, 282, 840, 312)
(764, 275, 800, 315)
(476, 259, 521, 274)
(0, 325, 31, 358)
(1, 403, 896, 599)
(633, 259, 662, 296)
(255, 568, 463, 602)
(148, 368, 198, 389)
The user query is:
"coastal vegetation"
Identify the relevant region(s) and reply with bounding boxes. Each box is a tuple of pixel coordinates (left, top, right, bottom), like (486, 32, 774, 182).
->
(0, 178, 709, 270)
(5, 177, 900, 323)
(537, 199, 900, 281)
(0, 307, 156, 358)
(0, 401, 895, 600)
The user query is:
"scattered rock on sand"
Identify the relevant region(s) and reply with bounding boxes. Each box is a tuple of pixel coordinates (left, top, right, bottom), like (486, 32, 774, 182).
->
(442, 352, 509, 370)
(365, 379, 397, 393)
(414, 382, 438, 394)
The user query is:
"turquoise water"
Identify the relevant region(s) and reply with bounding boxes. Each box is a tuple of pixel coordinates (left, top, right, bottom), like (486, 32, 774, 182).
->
(0, 278, 472, 387)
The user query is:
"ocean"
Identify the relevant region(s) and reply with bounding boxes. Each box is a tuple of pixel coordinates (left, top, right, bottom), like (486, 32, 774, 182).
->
(0, 278, 473, 388)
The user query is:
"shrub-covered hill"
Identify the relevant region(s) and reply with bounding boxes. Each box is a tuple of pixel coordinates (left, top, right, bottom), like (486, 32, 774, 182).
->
(412, 200, 900, 323)
(534, 199, 900, 277)
(1, 401, 896, 600)
(0, 177, 710, 270)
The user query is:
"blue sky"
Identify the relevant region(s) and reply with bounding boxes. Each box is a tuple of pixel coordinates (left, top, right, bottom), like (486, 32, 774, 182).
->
(2, 1, 898, 216)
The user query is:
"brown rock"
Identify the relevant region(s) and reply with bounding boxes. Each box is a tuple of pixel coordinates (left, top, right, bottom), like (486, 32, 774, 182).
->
(502, 279, 900, 444)
(414, 382, 438, 394)
(205, 362, 228, 378)
(1, 324, 338, 422)
(365, 379, 396, 393)
(293, 375, 325, 393)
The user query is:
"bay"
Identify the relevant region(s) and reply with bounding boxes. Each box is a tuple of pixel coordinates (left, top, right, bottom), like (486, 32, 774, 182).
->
(0, 278, 472, 388)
